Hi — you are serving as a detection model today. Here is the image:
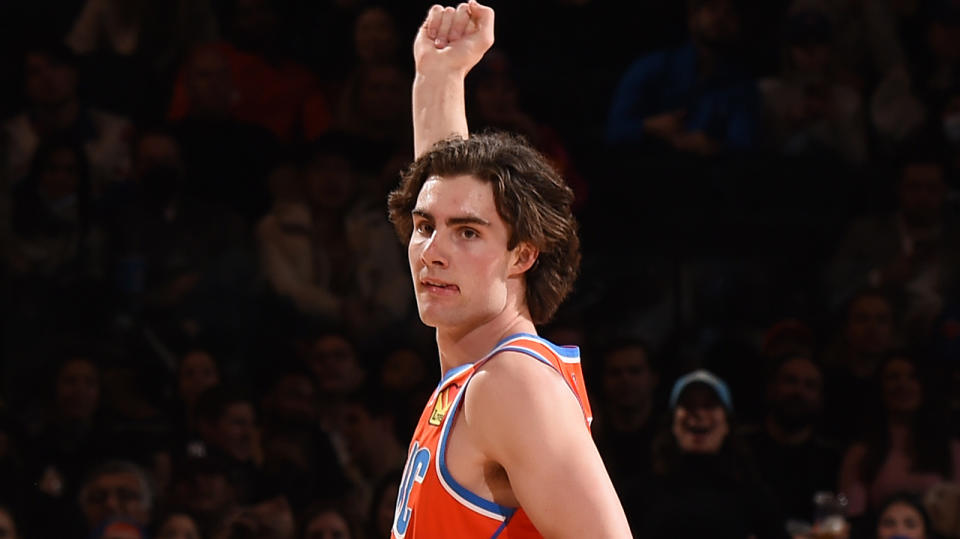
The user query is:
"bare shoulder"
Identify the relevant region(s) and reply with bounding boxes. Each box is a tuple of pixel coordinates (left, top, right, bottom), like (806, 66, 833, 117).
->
(461, 350, 583, 459)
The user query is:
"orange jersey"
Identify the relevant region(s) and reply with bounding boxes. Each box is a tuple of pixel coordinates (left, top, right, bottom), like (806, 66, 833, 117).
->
(391, 333, 594, 539)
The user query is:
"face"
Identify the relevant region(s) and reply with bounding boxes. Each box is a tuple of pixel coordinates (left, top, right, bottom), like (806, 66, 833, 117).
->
(186, 47, 234, 115)
(409, 175, 530, 331)
(178, 351, 219, 407)
(900, 164, 946, 226)
(81, 472, 148, 529)
(39, 147, 80, 200)
(57, 358, 99, 421)
(156, 514, 200, 539)
(340, 403, 387, 459)
(878, 501, 926, 539)
(845, 296, 894, 358)
(354, 7, 397, 63)
(0, 509, 17, 539)
(769, 357, 823, 428)
(603, 345, 657, 409)
(305, 511, 351, 539)
(25, 52, 76, 106)
(214, 402, 258, 462)
(268, 373, 317, 424)
(357, 65, 407, 124)
(304, 154, 354, 211)
(306, 335, 364, 395)
(672, 385, 729, 454)
(882, 358, 923, 414)
(689, 0, 740, 48)
(248, 496, 295, 539)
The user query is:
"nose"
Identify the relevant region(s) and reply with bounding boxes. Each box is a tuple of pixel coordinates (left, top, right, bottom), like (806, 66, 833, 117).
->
(419, 230, 448, 268)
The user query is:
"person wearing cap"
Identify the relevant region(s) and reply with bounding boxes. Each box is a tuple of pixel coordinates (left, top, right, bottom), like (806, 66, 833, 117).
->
(622, 369, 789, 538)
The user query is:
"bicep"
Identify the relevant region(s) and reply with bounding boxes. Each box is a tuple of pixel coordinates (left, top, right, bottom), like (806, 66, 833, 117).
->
(467, 361, 631, 538)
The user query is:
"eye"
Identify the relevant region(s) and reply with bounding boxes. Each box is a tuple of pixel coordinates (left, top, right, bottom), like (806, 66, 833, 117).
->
(459, 227, 479, 240)
(414, 221, 434, 236)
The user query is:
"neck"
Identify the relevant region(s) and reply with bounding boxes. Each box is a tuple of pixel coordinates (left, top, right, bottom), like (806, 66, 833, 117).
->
(765, 414, 813, 445)
(435, 309, 536, 373)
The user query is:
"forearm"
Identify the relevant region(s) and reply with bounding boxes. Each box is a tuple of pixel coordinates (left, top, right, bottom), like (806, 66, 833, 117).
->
(413, 71, 470, 158)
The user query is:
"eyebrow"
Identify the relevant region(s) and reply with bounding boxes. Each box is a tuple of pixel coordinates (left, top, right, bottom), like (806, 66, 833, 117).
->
(411, 209, 491, 227)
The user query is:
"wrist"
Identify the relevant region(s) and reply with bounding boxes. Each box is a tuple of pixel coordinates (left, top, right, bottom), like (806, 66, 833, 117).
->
(414, 69, 468, 84)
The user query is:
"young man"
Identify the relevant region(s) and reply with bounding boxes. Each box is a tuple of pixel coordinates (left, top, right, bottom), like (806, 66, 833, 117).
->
(386, 2, 631, 537)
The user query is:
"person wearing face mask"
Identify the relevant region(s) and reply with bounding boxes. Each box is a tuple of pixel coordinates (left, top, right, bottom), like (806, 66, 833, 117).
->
(623, 369, 788, 538)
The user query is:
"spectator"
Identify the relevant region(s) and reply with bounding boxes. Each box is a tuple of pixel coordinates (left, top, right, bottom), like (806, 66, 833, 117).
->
(7, 136, 103, 281)
(2, 42, 131, 191)
(211, 493, 295, 539)
(592, 337, 660, 491)
(759, 10, 868, 164)
(624, 369, 787, 538)
(838, 352, 960, 519)
(177, 347, 221, 430)
(154, 512, 202, 539)
(335, 61, 411, 149)
(742, 355, 842, 524)
(79, 460, 153, 533)
(874, 492, 934, 539)
(822, 289, 898, 442)
(64, 0, 219, 121)
(194, 386, 262, 503)
(605, 0, 759, 155)
(827, 155, 960, 339)
(303, 503, 354, 539)
(168, 455, 239, 538)
(256, 135, 411, 337)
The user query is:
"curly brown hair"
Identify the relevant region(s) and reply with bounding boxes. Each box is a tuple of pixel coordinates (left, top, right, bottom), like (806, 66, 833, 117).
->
(387, 132, 581, 325)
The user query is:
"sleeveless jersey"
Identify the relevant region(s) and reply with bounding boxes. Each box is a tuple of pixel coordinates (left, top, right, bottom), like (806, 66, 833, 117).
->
(391, 333, 594, 539)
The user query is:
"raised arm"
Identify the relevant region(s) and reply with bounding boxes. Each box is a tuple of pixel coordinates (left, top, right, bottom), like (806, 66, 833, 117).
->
(412, 1, 494, 158)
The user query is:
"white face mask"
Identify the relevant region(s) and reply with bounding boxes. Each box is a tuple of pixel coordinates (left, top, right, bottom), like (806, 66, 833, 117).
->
(944, 114, 960, 144)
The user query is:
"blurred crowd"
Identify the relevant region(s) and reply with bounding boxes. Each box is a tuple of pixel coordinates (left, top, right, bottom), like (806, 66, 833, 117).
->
(0, 0, 959, 538)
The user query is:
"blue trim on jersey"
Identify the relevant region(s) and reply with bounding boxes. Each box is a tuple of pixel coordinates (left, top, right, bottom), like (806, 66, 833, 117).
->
(496, 332, 580, 359)
(497, 346, 555, 369)
(490, 513, 514, 538)
(439, 362, 474, 387)
(437, 381, 517, 519)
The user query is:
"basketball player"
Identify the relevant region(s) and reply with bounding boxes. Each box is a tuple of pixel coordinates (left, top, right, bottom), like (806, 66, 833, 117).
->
(386, 2, 632, 537)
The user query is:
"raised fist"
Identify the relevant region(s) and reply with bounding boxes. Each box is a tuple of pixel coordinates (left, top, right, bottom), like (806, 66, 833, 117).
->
(414, 1, 495, 77)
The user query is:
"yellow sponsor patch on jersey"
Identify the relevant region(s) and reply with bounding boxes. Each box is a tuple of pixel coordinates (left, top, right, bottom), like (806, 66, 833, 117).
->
(429, 386, 455, 426)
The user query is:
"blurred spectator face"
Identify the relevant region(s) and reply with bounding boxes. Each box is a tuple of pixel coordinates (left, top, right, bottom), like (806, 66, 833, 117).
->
(135, 134, 183, 180)
(186, 47, 235, 117)
(38, 146, 81, 201)
(81, 471, 149, 530)
(220, 496, 295, 539)
(672, 385, 729, 453)
(210, 402, 258, 462)
(98, 520, 145, 539)
(179, 350, 220, 408)
(24, 52, 76, 107)
(0, 507, 18, 539)
(56, 358, 100, 422)
(340, 403, 390, 461)
(881, 357, 923, 415)
(156, 514, 201, 539)
(602, 345, 657, 410)
(267, 373, 318, 426)
(231, 0, 279, 50)
(899, 164, 946, 227)
(845, 295, 894, 358)
(928, 20, 960, 63)
(878, 501, 926, 539)
(356, 64, 408, 125)
(354, 7, 398, 64)
(305, 335, 364, 395)
(304, 154, 354, 212)
(768, 357, 823, 429)
(305, 510, 351, 539)
(380, 348, 427, 393)
(176, 469, 235, 515)
(689, 0, 740, 49)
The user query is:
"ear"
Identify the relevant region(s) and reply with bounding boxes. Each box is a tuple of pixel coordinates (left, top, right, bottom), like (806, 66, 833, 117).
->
(509, 242, 539, 277)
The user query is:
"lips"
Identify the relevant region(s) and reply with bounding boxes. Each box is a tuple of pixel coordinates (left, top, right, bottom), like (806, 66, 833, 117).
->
(420, 278, 460, 294)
